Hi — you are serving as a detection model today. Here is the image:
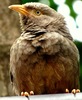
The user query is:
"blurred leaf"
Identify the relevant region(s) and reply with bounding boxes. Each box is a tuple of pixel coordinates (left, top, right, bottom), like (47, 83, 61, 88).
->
(39, 0, 50, 5)
(75, 41, 82, 91)
(75, 41, 82, 64)
(65, 0, 77, 19)
(21, 0, 39, 4)
(49, 0, 58, 11)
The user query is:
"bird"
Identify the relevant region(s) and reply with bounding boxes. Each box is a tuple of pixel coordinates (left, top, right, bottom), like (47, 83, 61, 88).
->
(9, 2, 80, 96)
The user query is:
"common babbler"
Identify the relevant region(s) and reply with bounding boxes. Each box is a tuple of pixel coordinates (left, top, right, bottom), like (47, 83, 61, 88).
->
(9, 3, 80, 96)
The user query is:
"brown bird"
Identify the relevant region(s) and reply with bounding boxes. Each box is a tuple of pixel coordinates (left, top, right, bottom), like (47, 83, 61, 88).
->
(9, 3, 80, 96)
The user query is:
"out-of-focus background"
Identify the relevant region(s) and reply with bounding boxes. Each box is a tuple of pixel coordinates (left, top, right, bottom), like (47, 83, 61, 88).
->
(0, 0, 82, 96)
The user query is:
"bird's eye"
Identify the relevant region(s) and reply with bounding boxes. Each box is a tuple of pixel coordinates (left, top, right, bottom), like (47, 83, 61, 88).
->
(35, 10, 41, 16)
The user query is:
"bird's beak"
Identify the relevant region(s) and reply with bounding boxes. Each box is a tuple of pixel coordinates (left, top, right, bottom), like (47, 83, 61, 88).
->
(8, 5, 29, 16)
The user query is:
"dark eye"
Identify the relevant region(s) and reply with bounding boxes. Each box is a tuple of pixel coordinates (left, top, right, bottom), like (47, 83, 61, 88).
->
(35, 10, 41, 16)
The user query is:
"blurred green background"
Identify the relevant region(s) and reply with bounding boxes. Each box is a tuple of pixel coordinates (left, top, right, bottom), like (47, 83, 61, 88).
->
(20, 0, 82, 91)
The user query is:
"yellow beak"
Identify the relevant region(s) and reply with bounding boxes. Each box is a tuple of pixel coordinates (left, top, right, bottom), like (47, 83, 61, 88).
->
(8, 5, 29, 16)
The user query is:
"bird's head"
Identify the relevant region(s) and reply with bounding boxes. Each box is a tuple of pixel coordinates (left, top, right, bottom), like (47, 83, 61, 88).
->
(9, 2, 72, 40)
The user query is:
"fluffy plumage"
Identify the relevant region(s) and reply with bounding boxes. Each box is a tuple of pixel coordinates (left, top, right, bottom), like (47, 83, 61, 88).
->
(9, 3, 80, 95)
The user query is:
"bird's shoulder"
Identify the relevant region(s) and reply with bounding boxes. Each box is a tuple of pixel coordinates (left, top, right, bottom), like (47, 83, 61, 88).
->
(10, 35, 36, 54)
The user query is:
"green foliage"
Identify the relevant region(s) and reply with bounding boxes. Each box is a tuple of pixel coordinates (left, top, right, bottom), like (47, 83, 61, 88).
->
(49, 0, 58, 11)
(75, 41, 82, 91)
(65, 0, 77, 19)
(21, 0, 39, 4)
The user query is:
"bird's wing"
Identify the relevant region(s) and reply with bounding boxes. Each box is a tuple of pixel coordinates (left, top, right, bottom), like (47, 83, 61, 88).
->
(32, 31, 79, 58)
(31, 31, 80, 89)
